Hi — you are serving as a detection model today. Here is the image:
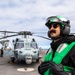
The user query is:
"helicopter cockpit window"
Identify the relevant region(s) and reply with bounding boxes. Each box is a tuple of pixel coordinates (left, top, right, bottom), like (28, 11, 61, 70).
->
(30, 42, 38, 49)
(15, 42, 24, 49)
(25, 43, 30, 48)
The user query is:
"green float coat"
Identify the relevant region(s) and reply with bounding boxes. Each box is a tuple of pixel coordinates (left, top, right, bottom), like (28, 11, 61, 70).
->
(44, 42, 75, 75)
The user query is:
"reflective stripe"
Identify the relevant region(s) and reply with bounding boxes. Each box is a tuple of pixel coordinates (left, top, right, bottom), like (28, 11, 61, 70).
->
(57, 43, 68, 53)
(46, 48, 52, 54)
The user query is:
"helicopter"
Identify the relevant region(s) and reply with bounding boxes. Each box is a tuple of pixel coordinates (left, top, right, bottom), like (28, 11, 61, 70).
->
(0, 30, 50, 64)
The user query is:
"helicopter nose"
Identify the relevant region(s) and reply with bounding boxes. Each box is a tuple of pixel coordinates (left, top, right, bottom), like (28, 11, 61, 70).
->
(25, 56, 32, 64)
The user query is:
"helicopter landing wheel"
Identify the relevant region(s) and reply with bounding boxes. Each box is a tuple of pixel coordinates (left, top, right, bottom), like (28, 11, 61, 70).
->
(10, 57, 15, 63)
(36, 58, 39, 62)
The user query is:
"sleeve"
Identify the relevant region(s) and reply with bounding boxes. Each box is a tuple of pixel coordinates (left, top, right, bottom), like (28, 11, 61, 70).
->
(62, 44, 75, 75)
(69, 45, 75, 75)
(70, 45, 75, 67)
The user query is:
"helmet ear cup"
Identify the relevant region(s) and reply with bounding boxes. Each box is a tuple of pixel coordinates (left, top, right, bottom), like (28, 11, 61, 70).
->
(62, 25, 70, 35)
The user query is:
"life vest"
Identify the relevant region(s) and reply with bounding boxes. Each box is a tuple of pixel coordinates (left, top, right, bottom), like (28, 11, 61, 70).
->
(44, 42, 75, 75)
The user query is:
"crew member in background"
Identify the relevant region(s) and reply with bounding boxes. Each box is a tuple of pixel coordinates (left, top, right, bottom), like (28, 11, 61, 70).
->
(1, 47, 3, 57)
(38, 15, 75, 75)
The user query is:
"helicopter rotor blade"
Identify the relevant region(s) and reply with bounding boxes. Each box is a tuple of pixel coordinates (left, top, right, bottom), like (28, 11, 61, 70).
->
(33, 32, 47, 34)
(70, 33, 75, 35)
(0, 31, 33, 39)
(0, 34, 19, 39)
(0, 31, 51, 40)
(33, 33, 75, 40)
(32, 34, 51, 40)
(0, 30, 18, 33)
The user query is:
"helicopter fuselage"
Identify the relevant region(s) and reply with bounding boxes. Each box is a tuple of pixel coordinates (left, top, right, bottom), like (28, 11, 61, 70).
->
(11, 38, 40, 64)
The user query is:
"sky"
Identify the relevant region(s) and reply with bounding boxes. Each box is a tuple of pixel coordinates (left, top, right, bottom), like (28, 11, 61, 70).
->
(0, 0, 75, 49)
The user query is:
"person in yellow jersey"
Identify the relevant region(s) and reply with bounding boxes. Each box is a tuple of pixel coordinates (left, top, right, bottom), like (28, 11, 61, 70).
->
(38, 16, 75, 75)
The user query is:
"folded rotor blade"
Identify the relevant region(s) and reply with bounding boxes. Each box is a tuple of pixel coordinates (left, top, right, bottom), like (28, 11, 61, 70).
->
(33, 35, 51, 40)
(0, 34, 18, 39)
(0, 30, 18, 33)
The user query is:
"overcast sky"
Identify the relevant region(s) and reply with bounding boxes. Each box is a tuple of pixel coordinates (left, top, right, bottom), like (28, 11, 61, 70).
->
(0, 0, 75, 49)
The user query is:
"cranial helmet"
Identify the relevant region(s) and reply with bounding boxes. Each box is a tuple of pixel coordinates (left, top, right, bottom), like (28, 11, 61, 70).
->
(45, 15, 70, 36)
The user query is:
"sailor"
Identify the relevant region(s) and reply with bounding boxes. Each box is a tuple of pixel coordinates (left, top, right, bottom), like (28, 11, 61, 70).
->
(38, 15, 75, 75)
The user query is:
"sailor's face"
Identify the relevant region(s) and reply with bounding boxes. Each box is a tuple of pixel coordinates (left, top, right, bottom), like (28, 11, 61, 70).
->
(49, 23, 61, 38)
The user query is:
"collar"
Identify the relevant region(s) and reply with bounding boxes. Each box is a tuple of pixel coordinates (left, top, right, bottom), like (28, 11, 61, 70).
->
(50, 35, 75, 51)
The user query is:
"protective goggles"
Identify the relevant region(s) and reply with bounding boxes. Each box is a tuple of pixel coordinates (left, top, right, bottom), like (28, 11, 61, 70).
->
(49, 23, 60, 29)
